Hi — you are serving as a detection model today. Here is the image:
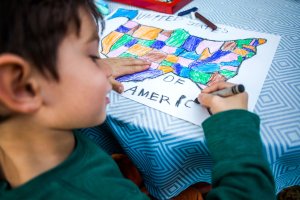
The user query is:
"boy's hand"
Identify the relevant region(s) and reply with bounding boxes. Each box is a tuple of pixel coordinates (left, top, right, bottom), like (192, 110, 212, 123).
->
(99, 58, 150, 93)
(197, 82, 248, 115)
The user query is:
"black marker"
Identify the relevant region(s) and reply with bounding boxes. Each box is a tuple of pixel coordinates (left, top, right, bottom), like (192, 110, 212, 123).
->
(194, 84, 245, 104)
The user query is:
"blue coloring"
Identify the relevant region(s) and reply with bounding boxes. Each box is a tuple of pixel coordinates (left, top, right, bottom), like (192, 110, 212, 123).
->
(191, 63, 220, 73)
(243, 47, 255, 53)
(252, 39, 259, 46)
(116, 25, 130, 33)
(220, 60, 241, 67)
(124, 39, 138, 48)
(201, 50, 231, 63)
(180, 67, 191, 78)
(182, 36, 202, 52)
(108, 8, 138, 20)
(173, 63, 184, 75)
(181, 51, 200, 60)
(151, 40, 166, 49)
(174, 48, 185, 56)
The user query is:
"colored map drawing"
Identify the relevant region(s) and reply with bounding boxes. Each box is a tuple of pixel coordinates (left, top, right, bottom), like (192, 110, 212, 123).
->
(101, 20, 267, 89)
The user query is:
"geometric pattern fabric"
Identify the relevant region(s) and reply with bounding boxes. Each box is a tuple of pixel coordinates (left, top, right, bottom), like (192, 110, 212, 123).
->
(80, 0, 300, 199)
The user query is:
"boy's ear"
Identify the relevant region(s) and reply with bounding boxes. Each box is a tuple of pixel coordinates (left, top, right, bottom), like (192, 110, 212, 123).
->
(0, 54, 42, 115)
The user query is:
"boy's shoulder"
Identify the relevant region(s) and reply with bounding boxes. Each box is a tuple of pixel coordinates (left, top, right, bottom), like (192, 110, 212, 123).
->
(0, 132, 148, 200)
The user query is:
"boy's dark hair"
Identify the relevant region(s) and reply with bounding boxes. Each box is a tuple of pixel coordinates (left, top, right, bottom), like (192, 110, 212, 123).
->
(0, 0, 103, 122)
(0, 0, 103, 80)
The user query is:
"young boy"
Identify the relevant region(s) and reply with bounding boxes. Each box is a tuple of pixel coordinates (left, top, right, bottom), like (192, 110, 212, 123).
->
(0, 0, 275, 199)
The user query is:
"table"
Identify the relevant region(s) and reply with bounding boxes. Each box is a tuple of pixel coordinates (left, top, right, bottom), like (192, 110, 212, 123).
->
(81, 0, 300, 199)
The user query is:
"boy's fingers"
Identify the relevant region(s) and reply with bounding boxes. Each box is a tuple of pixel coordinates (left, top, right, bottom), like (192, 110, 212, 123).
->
(113, 64, 150, 77)
(122, 64, 150, 75)
(122, 58, 150, 66)
(198, 93, 215, 107)
(202, 82, 235, 93)
(99, 58, 151, 77)
(108, 57, 150, 66)
(109, 78, 124, 94)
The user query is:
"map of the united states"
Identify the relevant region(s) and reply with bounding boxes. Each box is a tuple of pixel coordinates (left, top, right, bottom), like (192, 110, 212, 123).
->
(101, 20, 266, 89)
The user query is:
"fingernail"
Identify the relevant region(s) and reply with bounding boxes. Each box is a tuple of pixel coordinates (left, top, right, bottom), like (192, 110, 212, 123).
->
(118, 86, 124, 93)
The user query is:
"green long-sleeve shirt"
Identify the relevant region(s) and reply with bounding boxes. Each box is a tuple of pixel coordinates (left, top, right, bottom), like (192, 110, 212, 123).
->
(0, 110, 275, 199)
(0, 130, 149, 200)
(203, 110, 275, 200)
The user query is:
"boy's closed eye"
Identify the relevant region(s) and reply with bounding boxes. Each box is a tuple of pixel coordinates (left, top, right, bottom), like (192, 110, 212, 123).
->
(90, 55, 100, 63)
(87, 40, 100, 65)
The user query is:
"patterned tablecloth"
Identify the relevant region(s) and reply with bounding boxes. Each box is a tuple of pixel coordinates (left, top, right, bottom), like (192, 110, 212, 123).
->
(81, 0, 300, 199)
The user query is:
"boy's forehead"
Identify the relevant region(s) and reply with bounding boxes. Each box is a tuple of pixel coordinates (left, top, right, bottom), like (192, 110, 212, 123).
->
(78, 7, 99, 42)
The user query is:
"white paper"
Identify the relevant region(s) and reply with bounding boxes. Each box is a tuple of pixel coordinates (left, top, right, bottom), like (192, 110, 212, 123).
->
(100, 9, 281, 125)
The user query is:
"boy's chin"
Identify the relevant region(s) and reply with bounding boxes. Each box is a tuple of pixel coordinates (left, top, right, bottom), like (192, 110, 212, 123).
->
(73, 115, 107, 129)
(92, 116, 107, 126)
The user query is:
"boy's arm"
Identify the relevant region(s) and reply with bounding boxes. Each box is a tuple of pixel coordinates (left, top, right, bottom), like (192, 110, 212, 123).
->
(197, 82, 275, 200)
(202, 110, 275, 200)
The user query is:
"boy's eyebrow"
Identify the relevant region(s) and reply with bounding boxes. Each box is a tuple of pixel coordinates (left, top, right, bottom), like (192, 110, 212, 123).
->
(86, 30, 99, 43)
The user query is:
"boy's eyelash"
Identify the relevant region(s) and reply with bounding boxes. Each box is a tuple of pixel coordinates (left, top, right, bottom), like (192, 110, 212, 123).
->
(90, 55, 100, 62)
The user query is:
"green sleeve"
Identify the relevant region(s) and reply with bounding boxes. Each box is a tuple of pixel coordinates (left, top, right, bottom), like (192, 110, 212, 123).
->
(202, 110, 275, 200)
